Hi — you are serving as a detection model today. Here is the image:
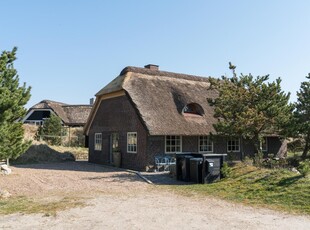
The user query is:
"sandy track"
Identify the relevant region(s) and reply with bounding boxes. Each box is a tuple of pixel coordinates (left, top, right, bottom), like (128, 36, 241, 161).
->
(0, 161, 310, 230)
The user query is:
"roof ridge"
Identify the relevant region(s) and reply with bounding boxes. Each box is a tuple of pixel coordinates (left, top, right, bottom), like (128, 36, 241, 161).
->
(120, 66, 210, 82)
(40, 99, 68, 105)
(62, 104, 93, 107)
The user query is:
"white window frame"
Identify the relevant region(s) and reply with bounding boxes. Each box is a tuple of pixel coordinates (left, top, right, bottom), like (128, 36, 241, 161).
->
(165, 136, 182, 154)
(127, 132, 137, 153)
(198, 136, 213, 153)
(227, 138, 240, 152)
(261, 137, 268, 152)
(94, 133, 102, 151)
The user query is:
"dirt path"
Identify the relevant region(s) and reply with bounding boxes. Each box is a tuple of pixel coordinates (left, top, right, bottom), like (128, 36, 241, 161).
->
(1, 162, 310, 230)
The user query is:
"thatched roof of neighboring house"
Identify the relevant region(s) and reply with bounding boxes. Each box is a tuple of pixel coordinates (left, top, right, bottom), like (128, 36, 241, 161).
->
(29, 100, 92, 126)
(87, 65, 219, 136)
(62, 105, 93, 126)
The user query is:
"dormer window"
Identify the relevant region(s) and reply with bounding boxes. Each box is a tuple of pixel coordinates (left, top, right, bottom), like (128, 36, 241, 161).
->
(182, 103, 204, 116)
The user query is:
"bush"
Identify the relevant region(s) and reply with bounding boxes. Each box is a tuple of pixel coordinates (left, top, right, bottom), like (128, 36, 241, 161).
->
(253, 151, 264, 167)
(298, 160, 310, 177)
(287, 156, 300, 167)
(262, 157, 287, 169)
(221, 162, 233, 178)
(242, 156, 253, 165)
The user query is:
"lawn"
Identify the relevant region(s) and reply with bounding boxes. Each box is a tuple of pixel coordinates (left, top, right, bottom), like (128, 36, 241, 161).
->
(168, 163, 310, 215)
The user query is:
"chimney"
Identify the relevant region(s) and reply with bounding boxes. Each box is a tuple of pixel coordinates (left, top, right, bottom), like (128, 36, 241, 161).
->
(90, 98, 94, 105)
(144, 64, 159, 71)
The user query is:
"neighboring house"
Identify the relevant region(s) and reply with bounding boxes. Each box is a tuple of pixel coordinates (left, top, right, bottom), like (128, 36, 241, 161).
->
(22, 100, 93, 127)
(23, 100, 93, 146)
(84, 64, 283, 171)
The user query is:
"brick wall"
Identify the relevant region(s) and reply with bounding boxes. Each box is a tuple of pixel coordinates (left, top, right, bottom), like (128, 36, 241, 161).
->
(88, 95, 148, 171)
(145, 136, 284, 166)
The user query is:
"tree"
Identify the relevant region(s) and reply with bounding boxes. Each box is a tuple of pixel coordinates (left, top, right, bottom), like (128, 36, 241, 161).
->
(0, 47, 31, 162)
(208, 63, 292, 155)
(294, 74, 310, 159)
(37, 113, 63, 145)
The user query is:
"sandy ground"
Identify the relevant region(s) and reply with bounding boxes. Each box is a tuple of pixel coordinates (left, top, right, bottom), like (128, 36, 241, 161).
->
(0, 161, 310, 230)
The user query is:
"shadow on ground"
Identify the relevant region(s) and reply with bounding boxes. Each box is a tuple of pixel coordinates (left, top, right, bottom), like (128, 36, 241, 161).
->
(13, 161, 190, 185)
(13, 161, 125, 173)
(140, 172, 190, 185)
(82, 173, 143, 183)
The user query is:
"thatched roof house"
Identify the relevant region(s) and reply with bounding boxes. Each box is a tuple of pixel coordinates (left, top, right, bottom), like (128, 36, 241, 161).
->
(85, 65, 218, 136)
(85, 65, 283, 171)
(23, 100, 92, 127)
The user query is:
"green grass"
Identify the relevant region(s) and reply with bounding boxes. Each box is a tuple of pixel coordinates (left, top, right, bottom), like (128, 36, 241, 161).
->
(0, 196, 85, 216)
(168, 163, 310, 215)
(287, 151, 303, 158)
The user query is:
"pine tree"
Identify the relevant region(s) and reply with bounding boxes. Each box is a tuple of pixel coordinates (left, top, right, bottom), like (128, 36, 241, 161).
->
(294, 74, 310, 159)
(0, 47, 31, 161)
(38, 113, 63, 145)
(209, 63, 292, 154)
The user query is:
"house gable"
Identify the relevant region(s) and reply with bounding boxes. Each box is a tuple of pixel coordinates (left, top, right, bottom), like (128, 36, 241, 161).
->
(87, 93, 148, 170)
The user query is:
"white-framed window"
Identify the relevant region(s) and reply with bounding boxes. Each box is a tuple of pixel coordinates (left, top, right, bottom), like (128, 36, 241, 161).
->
(94, 133, 102, 151)
(199, 136, 213, 153)
(165, 136, 182, 153)
(127, 132, 137, 153)
(227, 138, 240, 152)
(261, 137, 268, 152)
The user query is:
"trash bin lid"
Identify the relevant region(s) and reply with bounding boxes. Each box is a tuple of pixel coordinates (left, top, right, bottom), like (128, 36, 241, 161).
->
(190, 158, 203, 161)
(184, 155, 194, 158)
(205, 159, 215, 163)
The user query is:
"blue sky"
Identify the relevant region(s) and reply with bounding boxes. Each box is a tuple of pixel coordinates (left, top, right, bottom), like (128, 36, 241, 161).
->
(1, 1, 310, 108)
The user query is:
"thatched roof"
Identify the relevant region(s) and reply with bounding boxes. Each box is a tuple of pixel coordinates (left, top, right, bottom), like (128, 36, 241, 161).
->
(88, 66, 218, 136)
(29, 100, 92, 126)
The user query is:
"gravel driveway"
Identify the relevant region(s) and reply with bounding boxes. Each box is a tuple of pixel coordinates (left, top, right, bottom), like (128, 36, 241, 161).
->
(1, 161, 310, 230)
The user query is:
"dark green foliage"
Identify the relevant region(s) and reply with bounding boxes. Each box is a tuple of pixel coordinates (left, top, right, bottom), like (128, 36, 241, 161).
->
(293, 74, 310, 159)
(298, 160, 310, 177)
(208, 63, 292, 154)
(221, 162, 233, 178)
(0, 47, 31, 160)
(37, 114, 63, 145)
(261, 157, 288, 169)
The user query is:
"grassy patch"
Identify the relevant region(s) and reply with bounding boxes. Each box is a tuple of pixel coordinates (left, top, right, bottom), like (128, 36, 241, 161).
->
(0, 196, 85, 216)
(287, 151, 303, 158)
(168, 163, 310, 215)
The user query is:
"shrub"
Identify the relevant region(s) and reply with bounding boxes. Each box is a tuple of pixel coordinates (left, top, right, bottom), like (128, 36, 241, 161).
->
(298, 160, 310, 177)
(261, 157, 288, 169)
(287, 156, 300, 167)
(242, 156, 253, 165)
(253, 151, 264, 167)
(221, 162, 233, 178)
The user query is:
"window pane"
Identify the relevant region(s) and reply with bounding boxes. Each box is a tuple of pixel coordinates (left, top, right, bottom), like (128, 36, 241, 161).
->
(227, 138, 240, 152)
(165, 136, 181, 153)
(199, 136, 212, 152)
(127, 132, 137, 153)
(94, 133, 102, 151)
